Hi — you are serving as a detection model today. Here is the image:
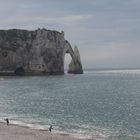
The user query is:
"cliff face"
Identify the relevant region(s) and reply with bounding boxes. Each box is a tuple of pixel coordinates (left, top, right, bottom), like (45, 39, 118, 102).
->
(0, 29, 83, 75)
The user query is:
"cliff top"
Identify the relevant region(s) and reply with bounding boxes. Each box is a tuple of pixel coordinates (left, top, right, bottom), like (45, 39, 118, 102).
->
(0, 28, 63, 41)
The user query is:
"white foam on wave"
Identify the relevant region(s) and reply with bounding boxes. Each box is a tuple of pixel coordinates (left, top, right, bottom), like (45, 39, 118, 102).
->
(70, 129, 108, 140)
(54, 123, 109, 140)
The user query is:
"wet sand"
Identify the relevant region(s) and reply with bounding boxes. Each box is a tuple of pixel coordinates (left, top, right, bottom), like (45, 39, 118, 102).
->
(0, 122, 96, 140)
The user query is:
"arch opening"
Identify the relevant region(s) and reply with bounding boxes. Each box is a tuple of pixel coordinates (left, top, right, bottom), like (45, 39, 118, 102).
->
(15, 67, 25, 76)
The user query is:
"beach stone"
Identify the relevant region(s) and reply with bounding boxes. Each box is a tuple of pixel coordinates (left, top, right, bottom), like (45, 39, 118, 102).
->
(0, 29, 83, 75)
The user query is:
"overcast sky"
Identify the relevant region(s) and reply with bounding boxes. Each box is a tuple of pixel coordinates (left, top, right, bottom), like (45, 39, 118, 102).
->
(0, 0, 140, 69)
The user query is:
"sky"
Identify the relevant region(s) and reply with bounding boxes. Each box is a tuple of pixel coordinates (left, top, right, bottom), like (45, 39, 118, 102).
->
(0, 0, 140, 69)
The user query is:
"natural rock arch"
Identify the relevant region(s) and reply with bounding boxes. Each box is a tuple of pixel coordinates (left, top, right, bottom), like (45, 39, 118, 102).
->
(0, 29, 83, 75)
(63, 41, 83, 74)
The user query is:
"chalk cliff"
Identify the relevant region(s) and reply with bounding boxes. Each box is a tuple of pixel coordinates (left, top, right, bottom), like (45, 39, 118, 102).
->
(0, 29, 83, 75)
(68, 45, 83, 74)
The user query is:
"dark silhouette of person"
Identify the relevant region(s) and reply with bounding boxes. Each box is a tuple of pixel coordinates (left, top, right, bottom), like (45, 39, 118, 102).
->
(5, 118, 9, 125)
(49, 125, 53, 132)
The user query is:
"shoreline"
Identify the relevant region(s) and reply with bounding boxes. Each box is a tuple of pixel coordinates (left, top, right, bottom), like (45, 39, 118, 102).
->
(0, 121, 91, 140)
(0, 120, 140, 140)
(0, 118, 107, 140)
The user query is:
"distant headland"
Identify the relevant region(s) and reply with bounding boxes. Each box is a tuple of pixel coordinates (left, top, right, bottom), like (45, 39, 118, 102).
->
(0, 28, 83, 75)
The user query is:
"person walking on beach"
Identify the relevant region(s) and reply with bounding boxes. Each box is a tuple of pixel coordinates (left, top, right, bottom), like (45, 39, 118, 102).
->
(49, 125, 53, 132)
(5, 118, 9, 125)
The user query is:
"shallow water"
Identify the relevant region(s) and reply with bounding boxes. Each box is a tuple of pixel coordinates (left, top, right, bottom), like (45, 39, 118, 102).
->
(0, 69, 140, 139)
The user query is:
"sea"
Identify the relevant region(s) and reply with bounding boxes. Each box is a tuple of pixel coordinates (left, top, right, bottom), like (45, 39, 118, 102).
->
(0, 69, 140, 140)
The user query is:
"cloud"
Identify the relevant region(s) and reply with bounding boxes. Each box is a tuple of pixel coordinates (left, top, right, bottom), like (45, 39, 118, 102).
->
(80, 42, 140, 68)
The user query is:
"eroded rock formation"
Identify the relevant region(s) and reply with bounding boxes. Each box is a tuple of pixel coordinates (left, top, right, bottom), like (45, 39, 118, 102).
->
(68, 45, 83, 74)
(0, 28, 83, 75)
